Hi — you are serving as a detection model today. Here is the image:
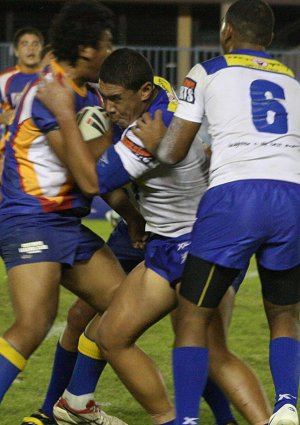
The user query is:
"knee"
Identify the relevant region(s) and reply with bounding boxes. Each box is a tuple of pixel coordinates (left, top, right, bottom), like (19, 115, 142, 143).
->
(97, 318, 128, 359)
(66, 301, 96, 336)
(264, 302, 300, 338)
(10, 310, 57, 352)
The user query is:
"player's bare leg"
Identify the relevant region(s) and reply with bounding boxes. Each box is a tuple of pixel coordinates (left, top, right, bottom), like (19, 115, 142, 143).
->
(0, 262, 61, 402)
(60, 298, 96, 351)
(3, 262, 61, 357)
(97, 262, 177, 425)
(62, 244, 126, 312)
(208, 287, 271, 425)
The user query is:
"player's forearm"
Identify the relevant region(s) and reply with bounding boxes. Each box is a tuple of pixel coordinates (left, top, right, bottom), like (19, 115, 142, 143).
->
(102, 189, 140, 224)
(57, 112, 100, 197)
(156, 117, 200, 164)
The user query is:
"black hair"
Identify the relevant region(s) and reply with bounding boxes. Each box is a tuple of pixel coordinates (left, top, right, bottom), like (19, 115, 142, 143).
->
(99, 48, 154, 91)
(13, 27, 44, 48)
(226, 0, 274, 46)
(40, 44, 52, 61)
(49, 0, 114, 66)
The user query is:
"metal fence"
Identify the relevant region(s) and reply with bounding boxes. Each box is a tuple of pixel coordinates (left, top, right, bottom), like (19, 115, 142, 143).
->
(1, 42, 299, 89)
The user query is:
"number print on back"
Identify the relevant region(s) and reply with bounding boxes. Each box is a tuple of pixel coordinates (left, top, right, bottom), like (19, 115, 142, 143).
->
(250, 79, 288, 134)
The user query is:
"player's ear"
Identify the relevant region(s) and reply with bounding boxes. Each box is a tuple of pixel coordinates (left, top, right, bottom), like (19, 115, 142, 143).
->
(78, 45, 95, 62)
(266, 32, 274, 47)
(140, 81, 154, 101)
(222, 21, 233, 42)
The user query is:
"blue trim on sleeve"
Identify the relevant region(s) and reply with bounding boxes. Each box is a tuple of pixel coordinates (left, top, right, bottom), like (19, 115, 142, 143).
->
(201, 56, 228, 75)
(97, 146, 131, 195)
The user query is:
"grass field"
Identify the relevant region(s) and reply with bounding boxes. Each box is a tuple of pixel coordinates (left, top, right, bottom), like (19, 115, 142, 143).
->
(0, 218, 298, 424)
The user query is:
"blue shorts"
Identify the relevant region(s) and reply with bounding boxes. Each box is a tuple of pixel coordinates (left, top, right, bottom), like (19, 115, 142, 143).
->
(107, 220, 145, 273)
(189, 180, 300, 270)
(144, 232, 191, 287)
(0, 213, 104, 270)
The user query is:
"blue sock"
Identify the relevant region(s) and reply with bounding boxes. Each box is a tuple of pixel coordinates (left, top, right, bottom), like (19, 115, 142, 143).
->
(41, 342, 78, 418)
(203, 378, 236, 425)
(0, 355, 22, 402)
(173, 347, 209, 425)
(66, 352, 107, 396)
(270, 337, 300, 412)
(0, 338, 27, 403)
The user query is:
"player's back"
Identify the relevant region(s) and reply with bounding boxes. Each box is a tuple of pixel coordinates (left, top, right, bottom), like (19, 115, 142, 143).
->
(176, 51, 300, 189)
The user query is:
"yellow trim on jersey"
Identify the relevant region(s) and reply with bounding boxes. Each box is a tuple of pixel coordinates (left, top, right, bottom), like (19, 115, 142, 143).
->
(154, 75, 178, 112)
(224, 54, 295, 77)
(0, 337, 27, 370)
(78, 333, 103, 360)
(51, 60, 87, 96)
(197, 265, 215, 307)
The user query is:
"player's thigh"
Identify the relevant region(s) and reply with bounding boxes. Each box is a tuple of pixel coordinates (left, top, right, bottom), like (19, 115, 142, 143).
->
(258, 262, 300, 306)
(8, 262, 61, 320)
(207, 286, 236, 359)
(63, 243, 126, 312)
(99, 262, 177, 347)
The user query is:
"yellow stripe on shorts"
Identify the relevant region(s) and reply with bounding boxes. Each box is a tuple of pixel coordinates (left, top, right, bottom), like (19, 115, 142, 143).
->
(197, 265, 215, 307)
(0, 337, 27, 370)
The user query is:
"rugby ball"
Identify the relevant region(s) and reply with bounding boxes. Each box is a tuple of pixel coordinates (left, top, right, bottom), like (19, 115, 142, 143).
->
(76, 106, 110, 141)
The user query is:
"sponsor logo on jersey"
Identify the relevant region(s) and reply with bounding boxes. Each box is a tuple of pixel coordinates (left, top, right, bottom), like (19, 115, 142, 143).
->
(122, 135, 153, 164)
(179, 78, 197, 104)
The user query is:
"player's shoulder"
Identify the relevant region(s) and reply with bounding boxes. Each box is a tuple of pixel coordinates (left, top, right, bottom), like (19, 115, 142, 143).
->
(200, 55, 228, 76)
(0, 65, 19, 78)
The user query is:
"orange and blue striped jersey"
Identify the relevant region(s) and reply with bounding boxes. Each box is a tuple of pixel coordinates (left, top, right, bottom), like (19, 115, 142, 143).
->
(0, 65, 41, 142)
(0, 61, 101, 215)
(0, 65, 40, 112)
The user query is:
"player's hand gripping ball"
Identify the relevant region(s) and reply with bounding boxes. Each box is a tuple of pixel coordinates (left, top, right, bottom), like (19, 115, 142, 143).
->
(76, 106, 111, 141)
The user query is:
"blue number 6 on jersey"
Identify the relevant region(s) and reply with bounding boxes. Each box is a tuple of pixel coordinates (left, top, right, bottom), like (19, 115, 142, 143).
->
(250, 79, 288, 134)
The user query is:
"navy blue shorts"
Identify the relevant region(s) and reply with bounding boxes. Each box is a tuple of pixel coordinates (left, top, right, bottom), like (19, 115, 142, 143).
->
(0, 213, 104, 270)
(144, 232, 191, 287)
(189, 179, 300, 270)
(106, 220, 145, 273)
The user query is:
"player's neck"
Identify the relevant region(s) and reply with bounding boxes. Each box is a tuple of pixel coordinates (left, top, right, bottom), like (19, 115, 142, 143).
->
(18, 63, 41, 73)
(229, 41, 266, 53)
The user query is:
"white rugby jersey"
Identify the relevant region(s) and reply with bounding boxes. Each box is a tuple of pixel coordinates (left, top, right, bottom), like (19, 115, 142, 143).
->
(115, 124, 209, 238)
(175, 49, 300, 188)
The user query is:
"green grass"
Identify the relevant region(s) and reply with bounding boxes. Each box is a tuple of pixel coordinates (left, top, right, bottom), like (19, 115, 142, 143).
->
(0, 219, 298, 424)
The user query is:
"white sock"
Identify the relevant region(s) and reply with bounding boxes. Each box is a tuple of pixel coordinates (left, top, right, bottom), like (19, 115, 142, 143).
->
(62, 389, 94, 410)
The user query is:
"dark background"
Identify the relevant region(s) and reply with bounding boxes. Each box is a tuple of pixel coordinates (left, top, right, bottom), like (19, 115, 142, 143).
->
(0, 0, 299, 49)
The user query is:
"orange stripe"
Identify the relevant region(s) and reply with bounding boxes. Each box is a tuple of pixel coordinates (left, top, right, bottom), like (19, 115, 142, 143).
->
(122, 135, 152, 158)
(13, 118, 73, 207)
(51, 61, 87, 96)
